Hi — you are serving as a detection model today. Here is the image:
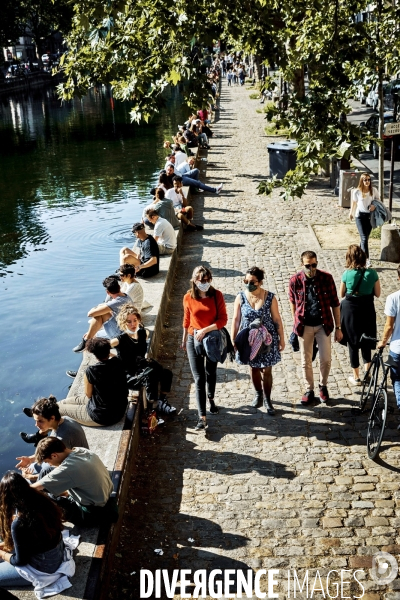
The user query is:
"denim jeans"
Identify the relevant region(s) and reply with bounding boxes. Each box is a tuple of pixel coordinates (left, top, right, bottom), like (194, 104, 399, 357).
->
(389, 350, 400, 409)
(181, 168, 200, 180)
(181, 175, 216, 193)
(186, 334, 218, 417)
(0, 561, 31, 587)
(355, 212, 372, 258)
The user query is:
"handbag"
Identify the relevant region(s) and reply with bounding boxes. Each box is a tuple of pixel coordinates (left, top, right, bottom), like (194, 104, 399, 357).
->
(213, 293, 235, 362)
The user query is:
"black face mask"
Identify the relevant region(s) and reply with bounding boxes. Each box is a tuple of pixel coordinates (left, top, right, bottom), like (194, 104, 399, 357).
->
(245, 282, 258, 292)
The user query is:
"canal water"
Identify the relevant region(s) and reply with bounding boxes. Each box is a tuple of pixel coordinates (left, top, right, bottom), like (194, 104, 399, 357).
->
(0, 85, 187, 473)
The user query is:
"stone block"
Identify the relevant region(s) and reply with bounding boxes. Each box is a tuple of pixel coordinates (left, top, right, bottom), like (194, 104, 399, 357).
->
(322, 517, 342, 528)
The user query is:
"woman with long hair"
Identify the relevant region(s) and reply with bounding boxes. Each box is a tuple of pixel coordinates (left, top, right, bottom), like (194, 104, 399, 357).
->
(350, 172, 378, 266)
(0, 471, 64, 587)
(231, 266, 285, 414)
(340, 244, 380, 386)
(181, 266, 227, 430)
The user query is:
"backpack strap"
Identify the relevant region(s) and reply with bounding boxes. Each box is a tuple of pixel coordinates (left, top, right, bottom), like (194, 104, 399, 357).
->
(352, 269, 366, 296)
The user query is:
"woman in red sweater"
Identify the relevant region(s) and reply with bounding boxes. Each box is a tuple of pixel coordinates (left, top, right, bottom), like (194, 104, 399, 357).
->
(181, 265, 228, 430)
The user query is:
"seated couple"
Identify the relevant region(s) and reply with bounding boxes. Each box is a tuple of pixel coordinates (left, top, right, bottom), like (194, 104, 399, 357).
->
(144, 185, 202, 233)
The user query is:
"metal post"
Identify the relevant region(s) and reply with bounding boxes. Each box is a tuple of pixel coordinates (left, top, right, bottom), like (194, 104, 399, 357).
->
(389, 136, 395, 214)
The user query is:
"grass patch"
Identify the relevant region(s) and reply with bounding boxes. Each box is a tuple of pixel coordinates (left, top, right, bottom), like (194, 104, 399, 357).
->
(249, 92, 260, 99)
(370, 226, 381, 239)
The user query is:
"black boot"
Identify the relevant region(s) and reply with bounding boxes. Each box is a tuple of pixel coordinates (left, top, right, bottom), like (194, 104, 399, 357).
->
(251, 391, 263, 408)
(19, 431, 44, 446)
(264, 397, 275, 415)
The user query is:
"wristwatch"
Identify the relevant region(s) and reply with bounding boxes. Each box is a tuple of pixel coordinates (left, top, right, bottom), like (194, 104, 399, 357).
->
(335, 326, 341, 330)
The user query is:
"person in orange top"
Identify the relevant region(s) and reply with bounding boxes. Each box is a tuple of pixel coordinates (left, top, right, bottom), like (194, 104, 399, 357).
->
(181, 265, 228, 431)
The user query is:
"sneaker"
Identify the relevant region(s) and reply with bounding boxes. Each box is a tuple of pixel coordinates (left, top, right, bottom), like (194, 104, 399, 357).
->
(186, 223, 197, 232)
(301, 390, 315, 405)
(72, 337, 86, 353)
(195, 419, 208, 430)
(251, 391, 263, 408)
(19, 431, 41, 444)
(66, 370, 77, 379)
(348, 376, 362, 386)
(216, 183, 223, 194)
(209, 399, 219, 414)
(23, 407, 33, 418)
(194, 224, 204, 231)
(319, 385, 330, 403)
(195, 188, 204, 193)
(157, 399, 177, 415)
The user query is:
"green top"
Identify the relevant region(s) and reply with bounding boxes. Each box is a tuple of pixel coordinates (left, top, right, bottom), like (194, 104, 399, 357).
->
(341, 268, 379, 296)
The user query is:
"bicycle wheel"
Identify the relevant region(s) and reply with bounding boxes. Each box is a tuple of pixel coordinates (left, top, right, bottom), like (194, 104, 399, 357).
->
(367, 389, 388, 460)
(359, 361, 378, 412)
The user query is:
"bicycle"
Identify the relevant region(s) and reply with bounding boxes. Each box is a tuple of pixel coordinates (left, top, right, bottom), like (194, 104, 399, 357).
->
(358, 335, 395, 459)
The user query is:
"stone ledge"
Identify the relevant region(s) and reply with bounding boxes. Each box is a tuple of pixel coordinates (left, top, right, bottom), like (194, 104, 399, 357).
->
(7, 149, 200, 599)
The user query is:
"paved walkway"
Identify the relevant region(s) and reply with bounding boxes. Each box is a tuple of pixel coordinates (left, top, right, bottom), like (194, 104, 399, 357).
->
(108, 82, 400, 600)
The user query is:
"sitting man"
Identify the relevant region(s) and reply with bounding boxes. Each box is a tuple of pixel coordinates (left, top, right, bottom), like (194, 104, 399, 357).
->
(167, 162, 223, 194)
(172, 144, 187, 167)
(165, 154, 175, 169)
(145, 208, 176, 255)
(72, 276, 132, 353)
(142, 188, 180, 229)
(119, 222, 160, 278)
(61, 337, 128, 427)
(16, 396, 89, 482)
(32, 437, 117, 527)
(165, 176, 202, 231)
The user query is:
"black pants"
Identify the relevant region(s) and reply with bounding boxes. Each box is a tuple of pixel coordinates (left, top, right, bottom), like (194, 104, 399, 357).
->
(347, 343, 372, 369)
(355, 213, 372, 258)
(186, 334, 217, 417)
(52, 495, 119, 527)
(127, 361, 173, 402)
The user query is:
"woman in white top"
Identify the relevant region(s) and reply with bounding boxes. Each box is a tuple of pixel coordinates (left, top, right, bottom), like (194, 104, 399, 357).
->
(118, 264, 144, 312)
(350, 173, 378, 266)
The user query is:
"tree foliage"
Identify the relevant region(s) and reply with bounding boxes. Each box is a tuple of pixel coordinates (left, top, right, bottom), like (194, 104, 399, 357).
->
(59, 0, 400, 197)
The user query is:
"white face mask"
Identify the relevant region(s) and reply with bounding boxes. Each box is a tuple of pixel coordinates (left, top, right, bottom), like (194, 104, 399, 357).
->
(196, 280, 211, 292)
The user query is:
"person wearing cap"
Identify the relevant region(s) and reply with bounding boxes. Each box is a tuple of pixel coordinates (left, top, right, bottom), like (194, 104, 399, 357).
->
(119, 223, 160, 278)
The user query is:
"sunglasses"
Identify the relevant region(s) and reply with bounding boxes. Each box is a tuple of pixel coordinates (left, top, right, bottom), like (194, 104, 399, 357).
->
(198, 277, 210, 282)
(304, 263, 317, 269)
(243, 279, 257, 284)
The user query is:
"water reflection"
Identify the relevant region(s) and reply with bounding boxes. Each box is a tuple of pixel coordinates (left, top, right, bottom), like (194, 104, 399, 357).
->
(0, 84, 187, 471)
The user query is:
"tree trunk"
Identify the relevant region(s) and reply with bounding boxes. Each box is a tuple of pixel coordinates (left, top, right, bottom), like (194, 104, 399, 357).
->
(293, 66, 305, 98)
(377, 0, 385, 203)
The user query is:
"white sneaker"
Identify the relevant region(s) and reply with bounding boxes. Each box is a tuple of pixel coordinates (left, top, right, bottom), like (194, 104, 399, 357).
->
(216, 183, 223, 194)
(348, 376, 362, 386)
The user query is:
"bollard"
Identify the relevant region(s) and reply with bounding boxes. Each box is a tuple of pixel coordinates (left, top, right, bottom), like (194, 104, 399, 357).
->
(380, 223, 400, 262)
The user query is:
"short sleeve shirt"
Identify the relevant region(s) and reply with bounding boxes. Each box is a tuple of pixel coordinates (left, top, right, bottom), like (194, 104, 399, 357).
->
(39, 448, 113, 507)
(137, 235, 159, 278)
(154, 217, 176, 249)
(85, 357, 128, 425)
(385, 290, 400, 353)
(341, 268, 378, 296)
(49, 416, 89, 449)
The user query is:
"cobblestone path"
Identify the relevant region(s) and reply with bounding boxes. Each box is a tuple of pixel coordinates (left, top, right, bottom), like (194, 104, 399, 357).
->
(108, 82, 400, 600)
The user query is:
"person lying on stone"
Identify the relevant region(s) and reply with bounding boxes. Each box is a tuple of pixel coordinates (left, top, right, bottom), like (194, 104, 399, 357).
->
(119, 222, 160, 278)
(32, 437, 118, 527)
(59, 337, 128, 427)
(72, 276, 131, 353)
(166, 163, 223, 195)
(16, 396, 89, 482)
(110, 304, 176, 416)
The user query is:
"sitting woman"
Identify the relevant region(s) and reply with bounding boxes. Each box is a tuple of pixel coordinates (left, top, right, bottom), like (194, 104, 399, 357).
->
(57, 337, 128, 426)
(118, 263, 144, 312)
(158, 172, 172, 193)
(0, 471, 66, 589)
(110, 304, 176, 416)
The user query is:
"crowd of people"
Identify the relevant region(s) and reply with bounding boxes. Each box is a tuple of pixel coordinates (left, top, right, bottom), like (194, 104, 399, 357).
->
(3, 55, 400, 596)
(0, 59, 224, 596)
